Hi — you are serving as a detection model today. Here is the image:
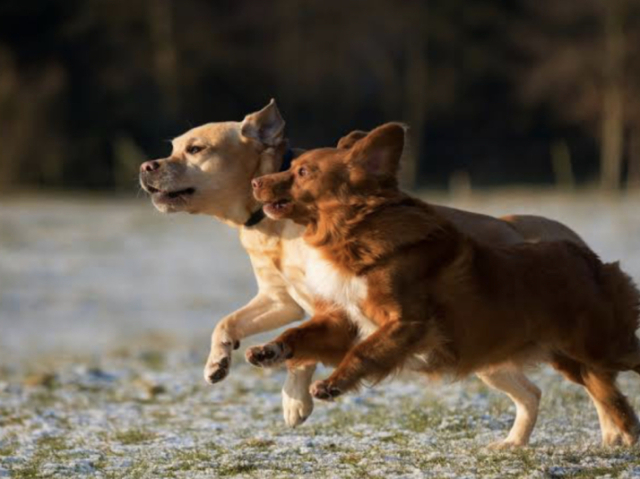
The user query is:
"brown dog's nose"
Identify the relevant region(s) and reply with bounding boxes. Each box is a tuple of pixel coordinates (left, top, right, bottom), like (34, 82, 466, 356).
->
(141, 160, 160, 173)
(251, 178, 262, 190)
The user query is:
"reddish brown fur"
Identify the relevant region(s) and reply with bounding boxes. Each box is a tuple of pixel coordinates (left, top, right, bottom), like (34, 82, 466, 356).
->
(251, 123, 640, 442)
(277, 301, 358, 368)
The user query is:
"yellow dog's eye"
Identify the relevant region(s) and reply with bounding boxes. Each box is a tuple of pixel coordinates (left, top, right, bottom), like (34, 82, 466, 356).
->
(298, 166, 308, 177)
(187, 145, 204, 155)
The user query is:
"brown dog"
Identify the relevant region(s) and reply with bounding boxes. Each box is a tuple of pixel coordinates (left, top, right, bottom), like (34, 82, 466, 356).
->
(248, 123, 640, 446)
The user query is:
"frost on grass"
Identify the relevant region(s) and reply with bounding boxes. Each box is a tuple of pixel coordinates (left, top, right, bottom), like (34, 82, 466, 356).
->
(2, 193, 640, 477)
(3, 350, 640, 478)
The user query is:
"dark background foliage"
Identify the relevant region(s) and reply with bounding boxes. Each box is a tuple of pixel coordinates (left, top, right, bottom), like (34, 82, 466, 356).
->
(1, 0, 639, 191)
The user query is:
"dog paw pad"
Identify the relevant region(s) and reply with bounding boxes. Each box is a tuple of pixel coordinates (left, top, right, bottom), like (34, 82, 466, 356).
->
(310, 380, 342, 401)
(204, 356, 230, 384)
(245, 343, 289, 367)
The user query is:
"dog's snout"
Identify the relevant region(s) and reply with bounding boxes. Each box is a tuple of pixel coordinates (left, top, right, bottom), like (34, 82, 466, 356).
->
(141, 160, 161, 173)
(252, 171, 293, 202)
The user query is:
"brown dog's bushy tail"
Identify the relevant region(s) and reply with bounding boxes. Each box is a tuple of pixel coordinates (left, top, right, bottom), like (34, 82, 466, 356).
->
(567, 241, 640, 335)
(601, 261, 640, 335)
(598, 260, 640, 371)
(565, 241, 640, 370)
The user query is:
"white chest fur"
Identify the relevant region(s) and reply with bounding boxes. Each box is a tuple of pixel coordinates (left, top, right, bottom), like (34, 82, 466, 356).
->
(305, 249, 378, 339)
(305, 248, 431, 372)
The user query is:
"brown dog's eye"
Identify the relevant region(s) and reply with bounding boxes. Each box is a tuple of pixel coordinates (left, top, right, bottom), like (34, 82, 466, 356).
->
(187, 145, 204, 155)
(298, 166, 308, 177)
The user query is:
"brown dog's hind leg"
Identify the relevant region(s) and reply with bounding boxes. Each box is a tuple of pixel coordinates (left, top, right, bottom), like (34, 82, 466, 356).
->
(582, 368, 640, 446)
(477, 368, 541, 449)
(551, 354, 636, 446)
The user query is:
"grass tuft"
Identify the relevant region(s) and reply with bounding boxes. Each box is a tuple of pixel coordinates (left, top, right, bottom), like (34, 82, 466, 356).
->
(114, 429, 156, 445)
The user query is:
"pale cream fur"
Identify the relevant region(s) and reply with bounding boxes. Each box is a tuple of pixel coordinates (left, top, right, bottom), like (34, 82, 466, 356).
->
(140, 100, 620, 446)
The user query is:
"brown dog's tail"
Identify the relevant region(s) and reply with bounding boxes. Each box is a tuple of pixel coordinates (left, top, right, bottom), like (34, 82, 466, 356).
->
(564, 241, 640, 370)
(598, 260, 640, 371)
(569, 241, 640, 335)
(601, 261, 640, 334)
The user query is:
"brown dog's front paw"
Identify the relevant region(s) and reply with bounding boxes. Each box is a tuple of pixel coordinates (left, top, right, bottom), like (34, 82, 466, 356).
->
(310, 380, 342, 401)
(245, 342, 291, 368)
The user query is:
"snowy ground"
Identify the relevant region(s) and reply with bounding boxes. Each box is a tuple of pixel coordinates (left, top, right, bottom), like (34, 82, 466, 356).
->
(2, 190, 640, 478)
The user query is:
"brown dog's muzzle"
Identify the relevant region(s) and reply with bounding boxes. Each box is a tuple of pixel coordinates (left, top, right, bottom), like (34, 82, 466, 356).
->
(252, 171, 293, 203)
(252, 171, 296, 220)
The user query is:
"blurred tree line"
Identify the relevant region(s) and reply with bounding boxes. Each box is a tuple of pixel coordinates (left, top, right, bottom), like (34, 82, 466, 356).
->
(0, 0, 639, 192)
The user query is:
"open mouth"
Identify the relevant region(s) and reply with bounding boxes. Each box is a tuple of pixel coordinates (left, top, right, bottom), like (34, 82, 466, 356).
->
(146, 185, 196, 200)
(263, 199, 292, 217)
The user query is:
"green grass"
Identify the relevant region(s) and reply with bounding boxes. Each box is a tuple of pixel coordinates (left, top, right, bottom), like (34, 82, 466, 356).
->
(564, 464, 632, 478)
(241, 438, 275, 449)
(8, 436, 69, 479)
(171, 448, 214, 472)
(216, 461, 260, 476)
(0, 443, 17, 457)
(36, 435, 68, 452)
(114, 429, 156, 445)
(399, 406, 443, 432)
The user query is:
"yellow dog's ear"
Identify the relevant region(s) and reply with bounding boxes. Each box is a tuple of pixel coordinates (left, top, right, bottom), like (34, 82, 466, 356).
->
(337, 130, 368, 149)
(241, 99, 285, 147)
(348, 123, 406, 178)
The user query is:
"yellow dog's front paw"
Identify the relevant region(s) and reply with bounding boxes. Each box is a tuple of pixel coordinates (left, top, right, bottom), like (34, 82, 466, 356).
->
(204, 356, 230, 384)
(203, 339, 239, 384)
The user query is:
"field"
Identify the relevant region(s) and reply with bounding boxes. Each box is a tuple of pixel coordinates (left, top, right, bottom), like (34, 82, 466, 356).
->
(2, 190, 640, 478)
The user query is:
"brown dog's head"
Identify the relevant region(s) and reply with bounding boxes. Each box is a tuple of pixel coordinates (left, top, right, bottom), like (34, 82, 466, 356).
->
(139, 100, 286, 224)
(252, 122, 406, 225)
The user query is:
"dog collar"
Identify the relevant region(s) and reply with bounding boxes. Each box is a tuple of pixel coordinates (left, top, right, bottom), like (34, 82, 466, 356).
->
(280, 147, 294, 172)
(244, 148, 295, 228)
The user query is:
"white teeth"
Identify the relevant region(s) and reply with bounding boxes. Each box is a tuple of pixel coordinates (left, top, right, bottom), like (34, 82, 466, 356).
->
(264, 200, 290, 215)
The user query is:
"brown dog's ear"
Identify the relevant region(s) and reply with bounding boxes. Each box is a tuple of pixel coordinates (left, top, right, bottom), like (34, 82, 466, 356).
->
(241, 99, 285, 147)
(348, 123, 406, 178)
(337, 130, 369, 149)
